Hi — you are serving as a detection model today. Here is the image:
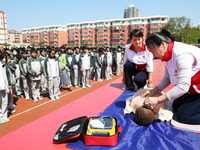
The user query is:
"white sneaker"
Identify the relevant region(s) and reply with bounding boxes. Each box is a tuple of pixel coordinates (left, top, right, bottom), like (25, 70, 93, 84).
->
(26, 96, 30, 100)
(38, 97, 43, 101)
(11, 109, 16, 114)
(82, 85, 86, 89)
(69, 84, 72, 87)
(3, 117, 10, 122)
(86, 84, 91, 88)
(34, 98, 38, 102)
(51, 98, 55, 101)
(55, 96, 59, 100)
(58, 92, 61, 95)
(75, 85, 79, 88)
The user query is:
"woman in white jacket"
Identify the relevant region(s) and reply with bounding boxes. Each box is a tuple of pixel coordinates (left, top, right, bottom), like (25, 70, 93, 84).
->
(143, 29, 200, 124)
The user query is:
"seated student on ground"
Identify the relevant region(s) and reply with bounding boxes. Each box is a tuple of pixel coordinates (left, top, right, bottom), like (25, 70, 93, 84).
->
(124, 88, 173, 126)
(143, 29, 200, 124)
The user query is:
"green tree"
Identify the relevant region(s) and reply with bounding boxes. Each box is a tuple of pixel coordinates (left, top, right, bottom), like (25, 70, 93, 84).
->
(3, 42, 10, 48)
(162, 16, 191, 43)
(20, 44, 25, 47)
(185, 27, 200, 44)
(30, 43, 36, 47)
(13, 40, 19, 43)
(37, 42, 44, 47)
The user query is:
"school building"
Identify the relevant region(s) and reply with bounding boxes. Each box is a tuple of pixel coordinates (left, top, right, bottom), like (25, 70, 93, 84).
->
(8, 30, 23, 44)
(21, 15, 168, 47)
(66, 15, 168, 47)
(0, 10, 7, 44)
(22, 25, 67, 47)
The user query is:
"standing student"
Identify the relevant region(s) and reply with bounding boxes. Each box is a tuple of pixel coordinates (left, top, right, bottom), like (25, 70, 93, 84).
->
(120, 48, 125, 73)
(79, 46, 91, 88)
(65, 48, 73, 87)
(89, 47, 96, 79)
(104, 47, 113, 80)
(93, 48, 103, 82)
(100, 48, 106, 80)
(27, 48, 43, 102)
(123, 29, 154, 91)
(19, 51, 30, 100)
(58, 49, 72, 91)
(39, 48, 48, 94)
(143, 29, 200, 124)
(13, 54, 22, 97)
(5, 53, 16, 113)
(0, 51, 9, 123)
(44, 49, 61, 101)
(72, 47, 81, 88)
(114, 46, 122, 76)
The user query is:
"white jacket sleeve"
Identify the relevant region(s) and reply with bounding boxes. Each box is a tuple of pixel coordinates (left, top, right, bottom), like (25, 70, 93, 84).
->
(146, 47, 154, 72)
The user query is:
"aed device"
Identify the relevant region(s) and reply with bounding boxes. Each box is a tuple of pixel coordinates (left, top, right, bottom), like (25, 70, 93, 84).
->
(86, 117, 116, 136)
(53, 116, 122, 146)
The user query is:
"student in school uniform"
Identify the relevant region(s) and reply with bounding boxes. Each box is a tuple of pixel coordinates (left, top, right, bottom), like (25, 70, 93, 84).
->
(65, 48, 73, 87)
(58, 49, 72, 92)
(89, 47, 97, 80)
(114, 46, 123, 76)
(44, 49, 61, 101)
(5, 53, 16, 113)
(100, 48, 106, 80)
(120, 48, 125, 73)
(27, 48, 43, 102)
(72, 47, 81, 88)
(104, 47, 113, 80)
(79, 46, 92, 88)
(19, 50, 30, 100)
(93, 48, 103, 82)
(0, 51, 10, 124)
(39, 48, 48, 94)
(13, 54, 22, 98)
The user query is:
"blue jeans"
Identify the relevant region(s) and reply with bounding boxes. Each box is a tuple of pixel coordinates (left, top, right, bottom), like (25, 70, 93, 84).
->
(173, 93, 200, 124)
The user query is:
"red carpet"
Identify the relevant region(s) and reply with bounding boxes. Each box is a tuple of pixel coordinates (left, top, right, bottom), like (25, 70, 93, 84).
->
(0, 60, 173, 150)
(0, 77, 124, 150)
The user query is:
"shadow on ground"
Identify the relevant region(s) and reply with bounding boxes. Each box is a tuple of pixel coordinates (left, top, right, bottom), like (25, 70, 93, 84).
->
(109, 83, 124, 89)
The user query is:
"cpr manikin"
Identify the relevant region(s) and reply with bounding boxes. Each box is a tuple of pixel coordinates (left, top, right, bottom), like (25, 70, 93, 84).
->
(124, 89, 173, 126)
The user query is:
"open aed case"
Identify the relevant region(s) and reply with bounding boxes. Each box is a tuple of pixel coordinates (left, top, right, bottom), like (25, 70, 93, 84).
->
(53, 116, 122, 146)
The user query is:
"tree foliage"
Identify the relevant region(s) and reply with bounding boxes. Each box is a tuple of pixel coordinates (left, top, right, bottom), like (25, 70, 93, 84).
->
(162, 16, 200, 44)
(37, 42, 44, 47)
(30, 43, 36, 47)
(3, 42, 10, 48)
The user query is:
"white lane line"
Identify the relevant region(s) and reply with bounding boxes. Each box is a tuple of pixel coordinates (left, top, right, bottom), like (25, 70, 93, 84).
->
(10, 81, 98, 119)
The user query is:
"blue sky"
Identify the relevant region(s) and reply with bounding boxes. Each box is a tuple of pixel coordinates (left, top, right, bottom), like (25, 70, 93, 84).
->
(1, 0, 200, 31)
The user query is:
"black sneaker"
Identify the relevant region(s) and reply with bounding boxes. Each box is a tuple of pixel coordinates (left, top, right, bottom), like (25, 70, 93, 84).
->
(67, 87, 72, 92)
(60, 87, 64, 91)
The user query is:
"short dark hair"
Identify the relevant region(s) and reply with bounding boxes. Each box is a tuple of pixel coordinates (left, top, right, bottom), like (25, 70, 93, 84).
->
(129, 29, 143, 39)
(30, 47, 37, 53)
